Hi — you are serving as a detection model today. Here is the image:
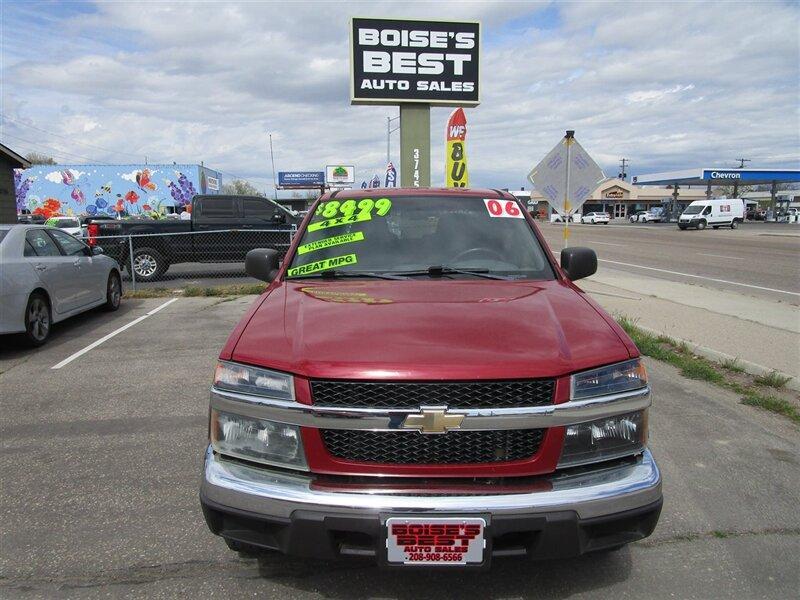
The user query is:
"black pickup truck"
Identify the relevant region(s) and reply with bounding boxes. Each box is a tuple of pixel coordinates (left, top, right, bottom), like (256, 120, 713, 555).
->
(87, 195, 300, 281)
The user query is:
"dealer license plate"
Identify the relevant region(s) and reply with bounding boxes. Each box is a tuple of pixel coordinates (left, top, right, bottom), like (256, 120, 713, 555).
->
(385, 517, 486, 566)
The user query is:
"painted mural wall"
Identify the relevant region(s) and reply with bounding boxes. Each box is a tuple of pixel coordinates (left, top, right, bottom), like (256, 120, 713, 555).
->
(13, 164, 221, 219)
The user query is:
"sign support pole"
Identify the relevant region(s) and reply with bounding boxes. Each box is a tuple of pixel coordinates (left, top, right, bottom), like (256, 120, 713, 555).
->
(563, 130, 574, 249)
(399, 104, 431, 188)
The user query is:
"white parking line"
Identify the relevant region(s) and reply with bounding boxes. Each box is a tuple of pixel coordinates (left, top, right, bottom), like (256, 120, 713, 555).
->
(598, 259, 799, 297)
(51, 298, 178, 370)
(698, 253, 744, 260)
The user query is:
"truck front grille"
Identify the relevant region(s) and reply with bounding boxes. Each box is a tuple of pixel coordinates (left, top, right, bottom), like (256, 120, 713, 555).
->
(310, 379, 555, 409)
(321, 429, 545, 464)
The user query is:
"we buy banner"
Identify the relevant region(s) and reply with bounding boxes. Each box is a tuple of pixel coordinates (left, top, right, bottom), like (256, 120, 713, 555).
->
(445, 108, 468, 188)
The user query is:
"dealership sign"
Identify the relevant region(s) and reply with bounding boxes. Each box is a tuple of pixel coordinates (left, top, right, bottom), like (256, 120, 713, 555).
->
(277, 171, 325, 188)
(350, 18, 480, 106)
(326, 165, 355, 186)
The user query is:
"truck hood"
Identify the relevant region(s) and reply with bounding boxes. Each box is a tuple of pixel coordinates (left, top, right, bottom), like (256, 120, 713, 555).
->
(231, 279, 632, 380)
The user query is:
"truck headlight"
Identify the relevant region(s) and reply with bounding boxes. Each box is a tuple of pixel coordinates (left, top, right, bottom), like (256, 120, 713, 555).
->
(557, 410, 648, 468)
(214, 361, 294, 401)
(570, 358, 647, 400)
(210, 409, 307, 470)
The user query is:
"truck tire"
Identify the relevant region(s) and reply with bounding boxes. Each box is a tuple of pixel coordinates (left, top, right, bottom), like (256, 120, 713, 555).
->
(730, 219, 739, 229)
(678, 224, 687, 230)
(129, 247, 168, 282)
(697, 220, 707, 230)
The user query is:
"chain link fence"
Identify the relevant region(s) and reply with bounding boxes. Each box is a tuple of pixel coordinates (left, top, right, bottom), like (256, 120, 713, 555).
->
(89, 228, 296, 289)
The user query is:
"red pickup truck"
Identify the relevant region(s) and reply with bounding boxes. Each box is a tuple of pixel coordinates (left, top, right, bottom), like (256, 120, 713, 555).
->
(200, 188, 661, 568)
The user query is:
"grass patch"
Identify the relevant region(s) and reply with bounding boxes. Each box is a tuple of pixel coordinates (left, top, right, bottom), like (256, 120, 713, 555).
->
(754, 370, 792, 389)
(712, 530, 730, 539)
(617, 315, 799, 426)
(124, 283, 265, 299)
(183, 284, 265, 297)
(720, 357, 745, 373)
(741, 391, 800, 424)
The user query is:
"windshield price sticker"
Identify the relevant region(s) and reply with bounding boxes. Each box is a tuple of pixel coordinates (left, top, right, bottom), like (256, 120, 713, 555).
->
(287, 253, 358, 277)
(386, 517, 486, 565)
(297, 232, 365, 255)
(315, 198, 392, 219)
(308, 213, 372, 232)
(483, 198, 524, 219)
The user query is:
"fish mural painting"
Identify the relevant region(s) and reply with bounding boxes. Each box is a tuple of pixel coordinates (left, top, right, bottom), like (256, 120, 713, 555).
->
(13, 164, 221, 218)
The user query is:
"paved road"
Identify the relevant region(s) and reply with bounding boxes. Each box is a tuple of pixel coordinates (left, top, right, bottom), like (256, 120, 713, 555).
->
(1, 297, 798, 598)
(539, 221, 800, 303)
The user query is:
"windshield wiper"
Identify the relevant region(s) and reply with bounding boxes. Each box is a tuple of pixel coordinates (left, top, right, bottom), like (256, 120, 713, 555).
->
(395, 266, 514, 280)
(287, 270, 409, 280)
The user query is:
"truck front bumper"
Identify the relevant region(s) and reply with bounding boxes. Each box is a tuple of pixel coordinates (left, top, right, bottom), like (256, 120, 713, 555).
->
(200, 447, 662, 562)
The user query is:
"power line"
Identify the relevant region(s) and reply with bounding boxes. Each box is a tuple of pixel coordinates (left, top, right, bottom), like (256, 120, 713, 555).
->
(1, 131, 113, 164)
(1, 113, 145, 161)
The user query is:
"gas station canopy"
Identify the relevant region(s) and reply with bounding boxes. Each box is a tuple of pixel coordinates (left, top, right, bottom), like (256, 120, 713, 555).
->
(632, 168, 800, 187)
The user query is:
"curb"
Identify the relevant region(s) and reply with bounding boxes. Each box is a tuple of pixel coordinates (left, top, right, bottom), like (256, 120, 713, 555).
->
(633, 324, 800, 393)
(633, 323, 800, 393)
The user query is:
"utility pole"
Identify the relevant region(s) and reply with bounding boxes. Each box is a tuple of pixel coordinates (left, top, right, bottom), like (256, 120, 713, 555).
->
(386, 115, 400, 165)
(269, 133, 278, 200)
(618, 158, 629, 180)
(735, 158, 751, 169)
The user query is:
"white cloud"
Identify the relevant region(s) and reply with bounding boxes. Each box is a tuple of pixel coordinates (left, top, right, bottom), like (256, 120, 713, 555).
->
(44, 171, 62, 183)
(4, 1, 798, 190)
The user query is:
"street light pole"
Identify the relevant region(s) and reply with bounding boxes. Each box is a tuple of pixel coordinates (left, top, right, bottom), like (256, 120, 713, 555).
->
(386, 115, 400, 165)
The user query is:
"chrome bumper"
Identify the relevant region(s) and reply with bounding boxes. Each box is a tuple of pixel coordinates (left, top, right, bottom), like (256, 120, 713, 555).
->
(201, 446, 661, 521)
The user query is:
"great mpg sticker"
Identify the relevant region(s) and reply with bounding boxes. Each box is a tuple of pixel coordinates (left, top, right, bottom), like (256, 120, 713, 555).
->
(287, 254, 358, 277)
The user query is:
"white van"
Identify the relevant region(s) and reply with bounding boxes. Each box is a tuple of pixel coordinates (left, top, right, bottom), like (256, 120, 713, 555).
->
(678, 198, 744, 230)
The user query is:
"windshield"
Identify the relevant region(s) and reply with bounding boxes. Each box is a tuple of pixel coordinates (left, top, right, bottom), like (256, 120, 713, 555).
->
(683, 205, 704, 215)
(286, 195, 555, 280)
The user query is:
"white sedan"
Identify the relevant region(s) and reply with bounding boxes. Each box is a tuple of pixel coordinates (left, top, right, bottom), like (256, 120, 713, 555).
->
(0, 225, 122, 346)
(45, 216, 83, 237)
(581, 212, 610, 224)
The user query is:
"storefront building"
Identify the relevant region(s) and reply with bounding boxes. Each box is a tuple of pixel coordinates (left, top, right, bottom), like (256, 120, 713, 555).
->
(516, 178, 709, 219)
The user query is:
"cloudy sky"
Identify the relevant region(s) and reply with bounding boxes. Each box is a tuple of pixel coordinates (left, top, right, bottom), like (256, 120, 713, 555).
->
(2, 1, 798, 193)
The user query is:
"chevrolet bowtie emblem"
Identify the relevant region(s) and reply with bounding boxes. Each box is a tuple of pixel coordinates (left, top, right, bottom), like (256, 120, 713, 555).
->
(402, 407, 464, 434)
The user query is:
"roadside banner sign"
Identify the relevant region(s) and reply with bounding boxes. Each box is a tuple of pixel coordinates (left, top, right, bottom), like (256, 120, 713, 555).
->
(370, 174, 381, 188)
(527, 134, 605, 216)
(445, 108, 468, 187)
(326, 165, 355, 186)
(385, 162, 397, 187)
(278, 171, 325, 188)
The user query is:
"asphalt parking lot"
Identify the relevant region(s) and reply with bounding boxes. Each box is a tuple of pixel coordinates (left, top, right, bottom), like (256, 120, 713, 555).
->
(1, 296, 798, 599)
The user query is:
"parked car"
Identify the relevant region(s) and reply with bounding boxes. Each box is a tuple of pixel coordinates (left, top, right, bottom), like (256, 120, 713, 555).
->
(0, 225, 121, 346)
(86, 195, 301, 281)
(549, 212, 579, 223)
(17, 213, 46, 225)
(629, 210, 662, 223)
(678, 198, 744, 230)
(45, 216, 82, 237)
(200, 187, 662, 567)
(581, 212, 610, 224)
(746, 207, 766, 221)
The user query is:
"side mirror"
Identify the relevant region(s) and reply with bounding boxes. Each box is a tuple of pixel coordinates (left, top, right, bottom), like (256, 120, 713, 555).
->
(92, 246, 105, 256)
(246, 248, 280, 282)
(560, 247, 597, 281)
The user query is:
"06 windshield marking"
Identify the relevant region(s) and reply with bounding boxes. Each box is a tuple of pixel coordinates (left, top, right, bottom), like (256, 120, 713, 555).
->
(286, 195, 555, 281)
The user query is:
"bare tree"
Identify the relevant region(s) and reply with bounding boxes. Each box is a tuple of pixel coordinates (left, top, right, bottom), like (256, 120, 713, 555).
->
(25, 152, 57, 165)
(221, 179, 263, 196)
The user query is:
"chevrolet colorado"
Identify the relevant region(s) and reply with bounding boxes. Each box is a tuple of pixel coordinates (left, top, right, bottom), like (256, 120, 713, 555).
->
(200, 188, 662, 567)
